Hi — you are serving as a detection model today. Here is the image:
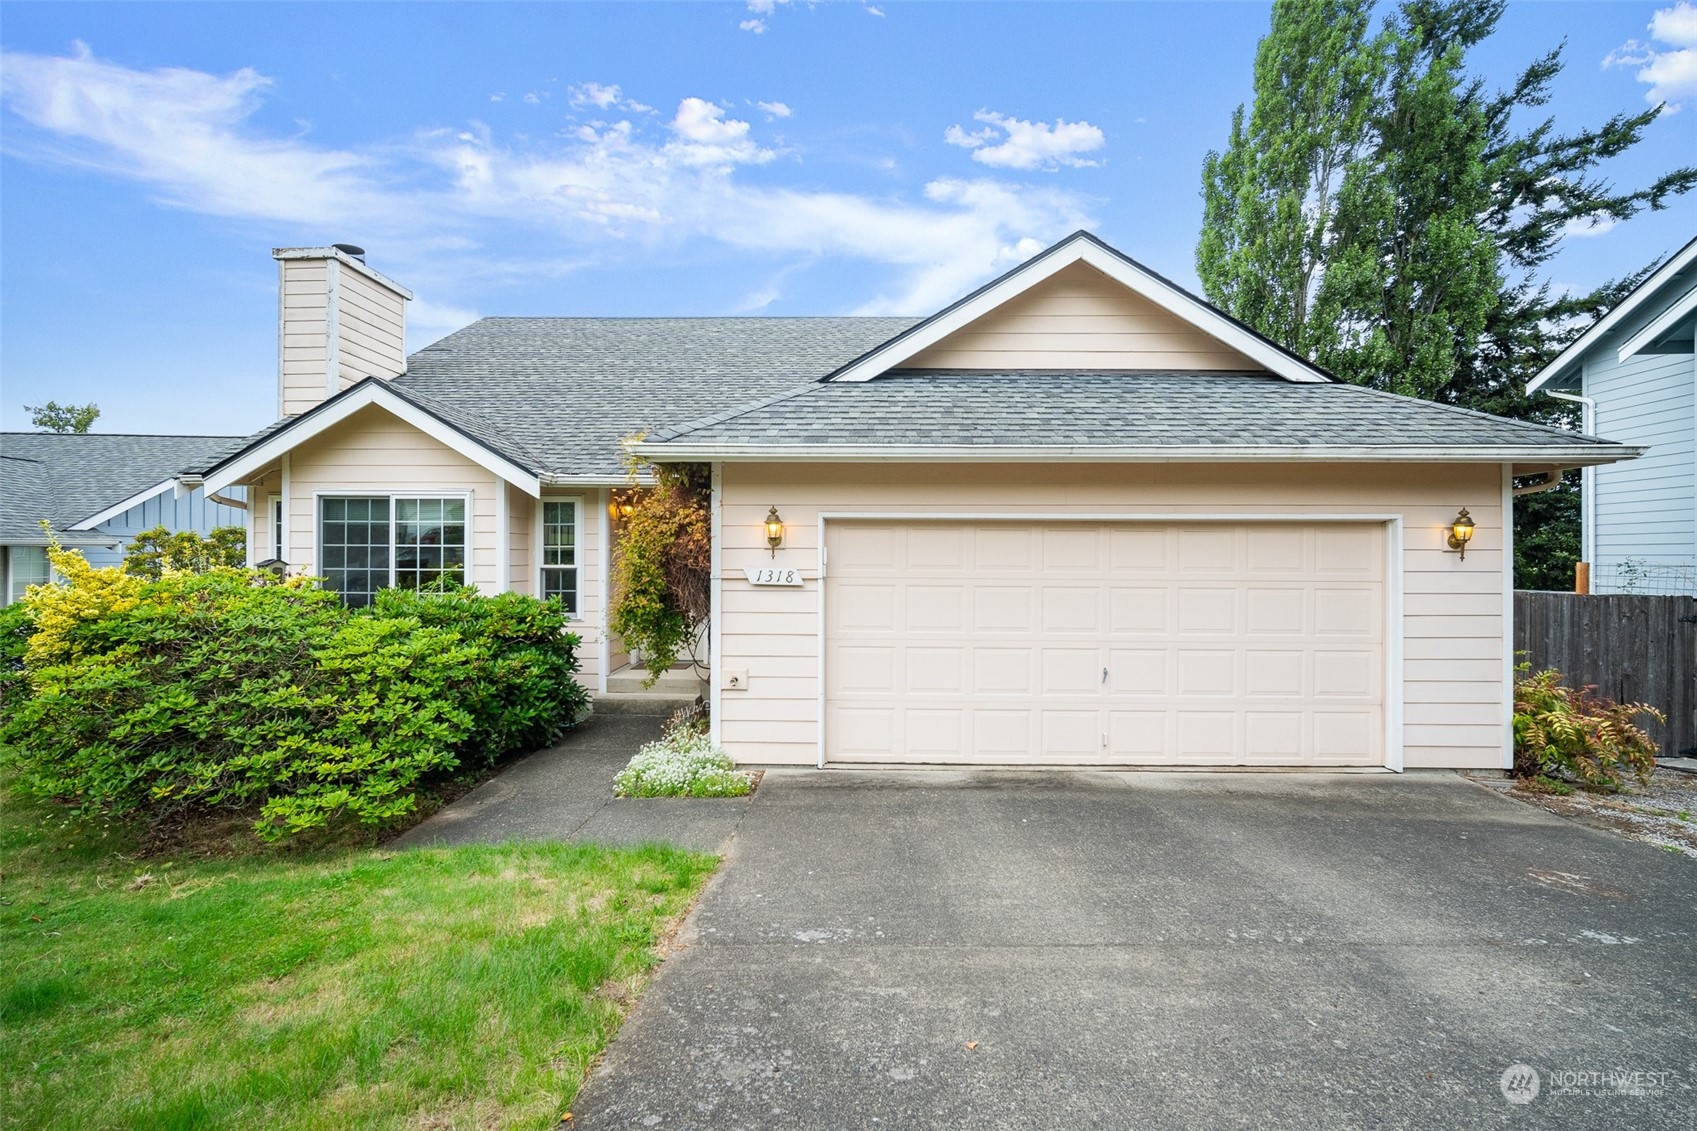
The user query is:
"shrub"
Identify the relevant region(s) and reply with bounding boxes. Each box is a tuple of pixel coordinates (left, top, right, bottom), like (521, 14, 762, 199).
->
(614, 723, 751, 799)
(608, 458, 710, 686)
(1512, 663, 1661, 792)
(0, 600, 34, 710)
(124, 525, 247, 579)
(1, 545, 588, 839)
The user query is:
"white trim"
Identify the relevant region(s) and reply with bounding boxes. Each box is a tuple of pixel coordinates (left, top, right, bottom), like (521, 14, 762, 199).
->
(202, 381, 543, 497)
(324, 257, 342, 400)
(245, 492, 257, 566)
(633, 441, 1640, 468)
(709, 462, 724, 748)
(272, 246, 415, 300)
(1385, 516, 1405, 774)
(1549, 386, 1598, 566)
(599, 488, 612, 695)
(67, 478, 179, 530)
(1617, 282, 1697, 363)
(1501, 463, 1515, 771)
(1529, 236, 1697, 393)
(280, 453, 293, 567)
(814, 511, 1405, 771)
(536, 495, 585, 617)
(494, 473, 510, 594)
(826, 234, 1332, 385)
(545, 473, 656, 487)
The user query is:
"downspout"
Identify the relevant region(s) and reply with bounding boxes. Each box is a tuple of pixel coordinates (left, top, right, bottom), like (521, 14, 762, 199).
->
(1546, 389, 1596, 567)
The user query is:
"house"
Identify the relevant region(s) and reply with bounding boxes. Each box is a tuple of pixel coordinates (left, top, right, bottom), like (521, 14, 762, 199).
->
(1528, 235, 1696, 595)
(193, 234, 1639, 772)
(0, 432, 245, 606)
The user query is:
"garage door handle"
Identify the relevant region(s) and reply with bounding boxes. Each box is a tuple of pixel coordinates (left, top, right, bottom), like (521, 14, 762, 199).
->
(1102, 667, 1109, 684)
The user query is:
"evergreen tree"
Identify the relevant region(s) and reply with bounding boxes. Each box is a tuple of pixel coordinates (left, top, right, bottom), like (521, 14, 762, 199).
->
(1199, 0, 1696, 586)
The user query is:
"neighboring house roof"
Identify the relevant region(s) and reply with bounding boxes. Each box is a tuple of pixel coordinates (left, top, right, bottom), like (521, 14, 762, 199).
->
(823, 231, 1336, 385)
(197, 316, 918, 487)
(633, 371, 1641, 466)
(1528, 233, 1697, 394)
(0, 432, 240, 545)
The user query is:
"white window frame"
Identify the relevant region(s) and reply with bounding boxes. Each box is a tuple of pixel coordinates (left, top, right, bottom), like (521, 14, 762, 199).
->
(314, 490, 474, 603)
(5, 545, 53, 607)
(536, 496, 583, 618)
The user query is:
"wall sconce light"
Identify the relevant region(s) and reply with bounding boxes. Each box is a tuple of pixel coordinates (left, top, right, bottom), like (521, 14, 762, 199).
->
(608, 496, 635, 521)
(1446, 508, 1476, 560)
(764, 506, 785, 557)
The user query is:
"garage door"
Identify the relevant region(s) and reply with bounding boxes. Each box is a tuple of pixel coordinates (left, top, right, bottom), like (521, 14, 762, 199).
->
(823, 521, 1385, 766)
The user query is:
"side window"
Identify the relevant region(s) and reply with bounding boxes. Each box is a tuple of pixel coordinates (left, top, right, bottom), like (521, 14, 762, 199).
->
(272, 497, 284, 559)
(7, 545, 50, 605)
(540, 500, 579, 616)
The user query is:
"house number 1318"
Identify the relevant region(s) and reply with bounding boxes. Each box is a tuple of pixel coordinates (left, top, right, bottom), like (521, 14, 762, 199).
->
(744, 567, 803, 586)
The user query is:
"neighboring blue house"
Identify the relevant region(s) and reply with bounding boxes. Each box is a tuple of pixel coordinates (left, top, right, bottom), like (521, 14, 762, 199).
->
(1529, 235, 1696, 596)
(0, 432, 245, 605)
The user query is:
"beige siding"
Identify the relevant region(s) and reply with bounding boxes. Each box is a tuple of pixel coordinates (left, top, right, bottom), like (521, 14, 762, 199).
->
(279, 260, 331, 417)
(716, 461, 1508, 770)
(335, 266, 407, 389)
(905, 262, 1261, 372)
(234, 406, 608, 692)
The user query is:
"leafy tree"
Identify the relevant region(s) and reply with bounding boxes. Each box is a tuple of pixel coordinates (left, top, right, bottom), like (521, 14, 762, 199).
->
(25, 401, 100, 433)
(123, 525, 247, 579)
(1199, 0, 1696, 584)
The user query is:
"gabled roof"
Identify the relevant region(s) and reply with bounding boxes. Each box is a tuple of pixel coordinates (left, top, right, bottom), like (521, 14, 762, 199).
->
(197, 316, 918, 487)
(822, 231, 1335, 385)
(0, 432, 240, 545)
(634, 371, 1640, 469)
(1528, 233, 1697, 394)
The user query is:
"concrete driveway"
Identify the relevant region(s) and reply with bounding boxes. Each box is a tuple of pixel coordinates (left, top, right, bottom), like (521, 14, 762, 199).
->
(570, 768, 1696, 1130)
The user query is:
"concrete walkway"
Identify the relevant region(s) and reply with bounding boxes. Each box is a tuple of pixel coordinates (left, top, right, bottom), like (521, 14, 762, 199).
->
(569, 768, 1697, 1130)
(389, 707, 751, 853)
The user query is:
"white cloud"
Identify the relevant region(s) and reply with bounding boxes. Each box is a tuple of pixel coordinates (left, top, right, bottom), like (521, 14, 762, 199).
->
(489, 92, 506, 103)
(567, 81, 652, 114)
(1562, 215, 1620, 239)
(944, 110, 1106, 170)
(1605, 2, 1697, 111)
(740, 18, 767, 34)
(756, 100, 792, 119)
(0, 45, 1093, 315)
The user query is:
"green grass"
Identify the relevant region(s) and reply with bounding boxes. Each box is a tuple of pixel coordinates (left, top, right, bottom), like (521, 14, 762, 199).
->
(0, 794, 716, 1130)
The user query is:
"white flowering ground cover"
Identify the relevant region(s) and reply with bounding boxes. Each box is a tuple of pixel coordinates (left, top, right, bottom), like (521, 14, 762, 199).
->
(614, 727, 754, 798)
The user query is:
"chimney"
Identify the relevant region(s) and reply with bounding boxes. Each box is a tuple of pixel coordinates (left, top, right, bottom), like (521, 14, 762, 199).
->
(273, 244, 413, 417)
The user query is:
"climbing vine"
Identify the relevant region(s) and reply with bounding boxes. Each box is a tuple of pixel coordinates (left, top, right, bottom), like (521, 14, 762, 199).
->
(608, 452, 711, 685)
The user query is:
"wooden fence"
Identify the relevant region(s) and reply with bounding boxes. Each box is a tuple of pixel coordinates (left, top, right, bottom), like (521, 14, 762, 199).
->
(1514, 591, 1697, 759)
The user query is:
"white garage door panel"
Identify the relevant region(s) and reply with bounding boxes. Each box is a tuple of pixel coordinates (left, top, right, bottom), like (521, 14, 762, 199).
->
(824, 521, 1385, 766)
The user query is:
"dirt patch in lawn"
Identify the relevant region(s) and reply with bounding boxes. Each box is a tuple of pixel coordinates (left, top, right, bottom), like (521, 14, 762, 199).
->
(1465, 767, 1697, 857)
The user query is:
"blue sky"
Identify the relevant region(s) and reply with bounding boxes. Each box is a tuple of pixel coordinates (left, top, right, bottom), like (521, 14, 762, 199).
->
(2, 1, 1694, 436)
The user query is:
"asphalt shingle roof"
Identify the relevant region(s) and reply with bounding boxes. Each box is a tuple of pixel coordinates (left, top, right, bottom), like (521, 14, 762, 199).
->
(1, 432, 241, 544)
(391, 317, 919, 477)
(642, 371, 1631, 455)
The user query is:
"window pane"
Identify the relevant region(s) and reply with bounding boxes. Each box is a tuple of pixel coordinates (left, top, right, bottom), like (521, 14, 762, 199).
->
(541, 567, 578, 616)
(9, 546, 50, 605)
(320, 497, 390, 606)
(394, 497, 466, 591)
(543, 501, 576, 567)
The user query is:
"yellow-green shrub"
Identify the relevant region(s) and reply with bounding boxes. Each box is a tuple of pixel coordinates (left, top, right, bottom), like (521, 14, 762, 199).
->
(1512, 663, 1660, 792)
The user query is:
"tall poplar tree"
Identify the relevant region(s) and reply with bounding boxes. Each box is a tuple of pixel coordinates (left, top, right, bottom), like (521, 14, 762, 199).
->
(1198, 0, 1696, 585)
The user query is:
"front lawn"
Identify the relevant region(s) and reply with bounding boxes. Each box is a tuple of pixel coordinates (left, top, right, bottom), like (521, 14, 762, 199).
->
(0, 794, 716, 1130)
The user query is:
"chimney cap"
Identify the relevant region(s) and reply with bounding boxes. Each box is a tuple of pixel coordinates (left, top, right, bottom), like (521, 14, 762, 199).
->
(331, 243, 366, 262)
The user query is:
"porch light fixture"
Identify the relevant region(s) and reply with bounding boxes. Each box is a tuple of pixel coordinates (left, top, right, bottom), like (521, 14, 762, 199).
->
(1446, 508, 1476, 560)
(609, 496, 635, 521)
(764, 506, 785, 557)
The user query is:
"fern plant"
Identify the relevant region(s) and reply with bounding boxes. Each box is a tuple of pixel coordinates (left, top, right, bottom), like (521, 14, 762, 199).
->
(1512, 663, 1660, 793)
